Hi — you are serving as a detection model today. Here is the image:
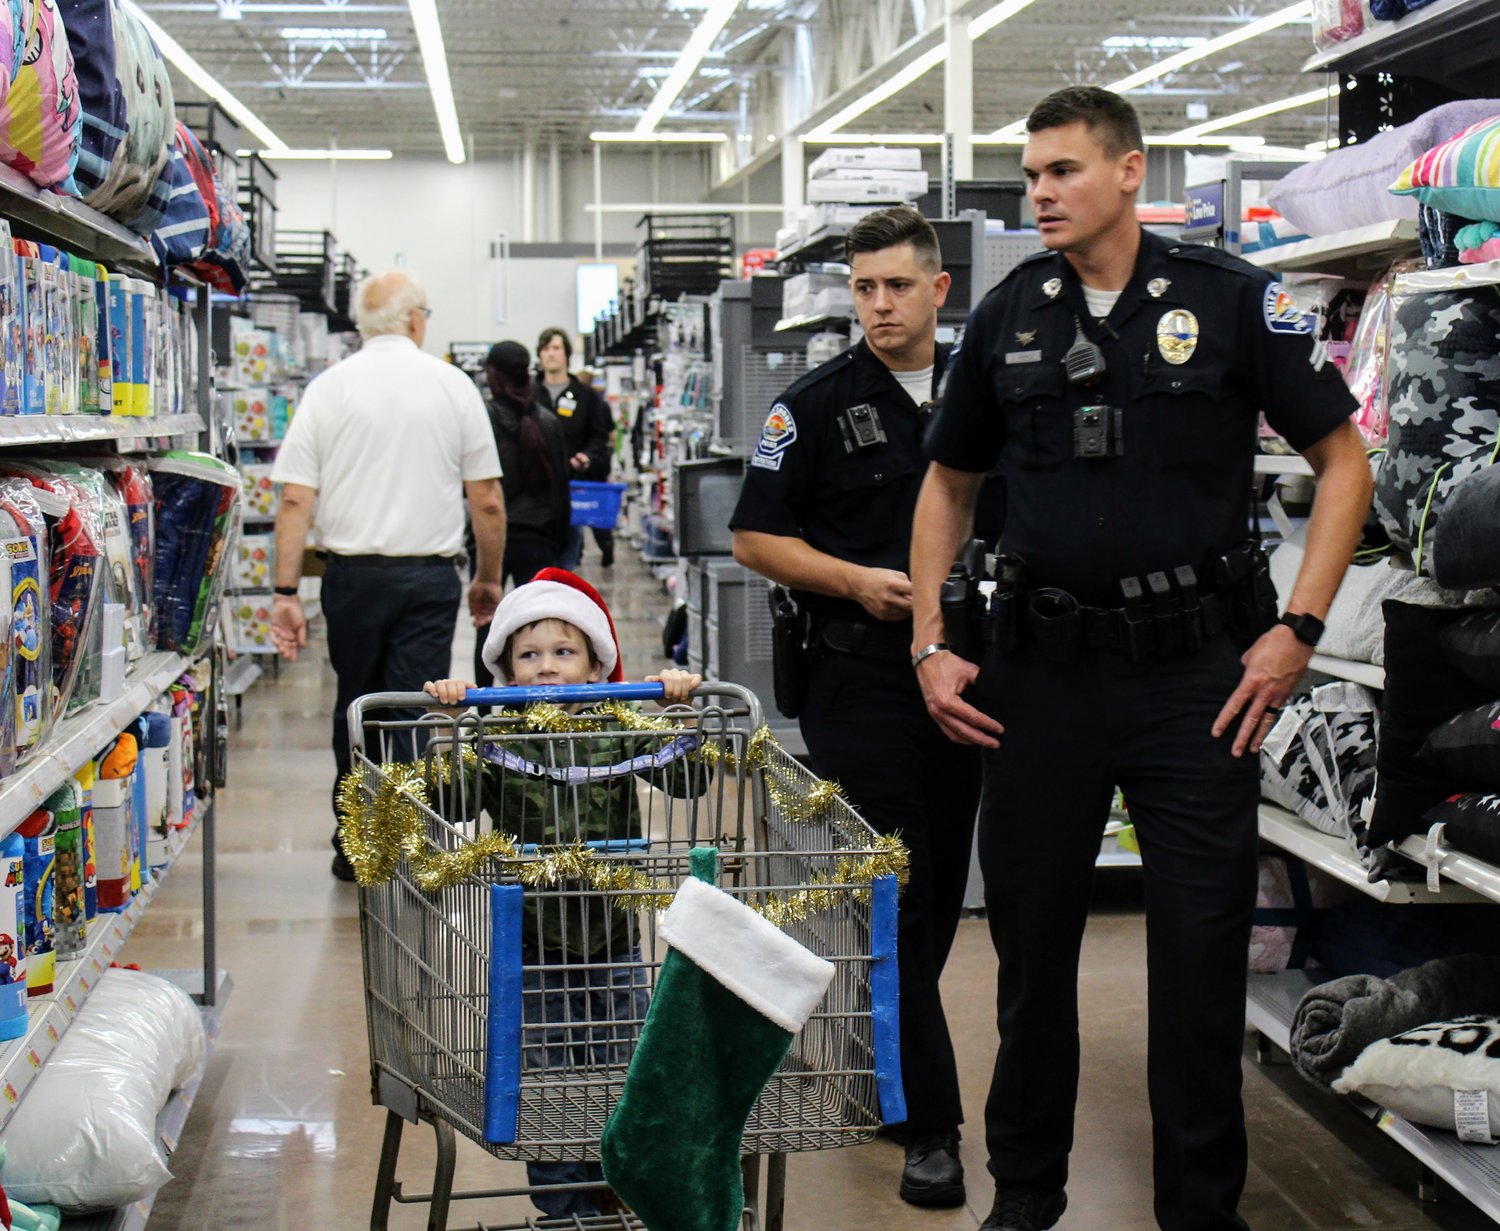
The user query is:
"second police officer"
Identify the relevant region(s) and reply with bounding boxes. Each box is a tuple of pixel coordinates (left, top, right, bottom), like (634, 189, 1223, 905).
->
(909, 87, 1374, 1231)
(731, 206, 984, 1209)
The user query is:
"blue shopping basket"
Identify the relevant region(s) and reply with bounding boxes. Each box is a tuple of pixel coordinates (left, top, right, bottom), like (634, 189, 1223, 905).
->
(569, 481, 627, 529)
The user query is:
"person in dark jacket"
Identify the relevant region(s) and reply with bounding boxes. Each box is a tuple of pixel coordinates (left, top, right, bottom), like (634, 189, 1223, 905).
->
(537, 326, 615, 567)
(474, 340, 571, 686)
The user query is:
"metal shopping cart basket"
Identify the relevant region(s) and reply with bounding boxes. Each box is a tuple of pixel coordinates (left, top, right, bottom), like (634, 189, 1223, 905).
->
(346, 680, 906, 1231)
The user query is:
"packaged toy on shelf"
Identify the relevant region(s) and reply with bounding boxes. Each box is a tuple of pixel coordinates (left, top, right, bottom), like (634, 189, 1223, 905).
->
(13, 240, 44, 415)
(168, 679, 195, 830)
(233, 532, 272, 590)
(1, 465, 106, 719)
(18, 806, 55, 997)
(0, 220, 19, 416)
(233, 387, 273, 442)
(47, 782, 84, 960)
(0, 550, 13, 778)
(94, 733, 138, 913)
(239, 461, 276, 519)
(96, 459, 153, 658)
(228, 596, 274, 651)
(149, 452, 240, 657)
(74, 760, 96, 920)
(0, 831, 27, 1040)
(0, 480, 51, 759)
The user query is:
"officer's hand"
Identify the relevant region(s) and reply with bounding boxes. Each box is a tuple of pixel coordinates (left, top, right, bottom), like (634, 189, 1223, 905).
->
(270, 595, 307, 663)
(916, 651, 1004, 749)
(852, 568, 913, 622)
(1212, 625, 1315, 758)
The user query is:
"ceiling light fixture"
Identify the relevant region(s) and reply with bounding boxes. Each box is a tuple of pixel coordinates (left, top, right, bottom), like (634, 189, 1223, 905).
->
(592, 130, 728, 143)
(1168, 83, 1338, 139)
(803, 132, 945, 144)
(407, 0, 464, 163)
(978, 1, 1314, 142)
(120, 0, 285, 151)
(804, 0, 1039, 139)
(1106, 1, 1311, 93)
(635, 0, 740, 134)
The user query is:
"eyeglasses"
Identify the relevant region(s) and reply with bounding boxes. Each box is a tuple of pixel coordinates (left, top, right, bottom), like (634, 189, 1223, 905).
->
(415, 307, 433, 319)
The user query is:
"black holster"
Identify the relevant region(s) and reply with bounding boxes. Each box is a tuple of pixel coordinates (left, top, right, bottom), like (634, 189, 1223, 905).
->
(940, 539, 990, 663)
(1214, 540, 1279, 643)
(768, 584, 809, 719)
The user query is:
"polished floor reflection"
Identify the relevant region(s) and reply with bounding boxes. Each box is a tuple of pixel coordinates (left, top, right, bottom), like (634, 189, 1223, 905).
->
(122, 548, 1497, 1230)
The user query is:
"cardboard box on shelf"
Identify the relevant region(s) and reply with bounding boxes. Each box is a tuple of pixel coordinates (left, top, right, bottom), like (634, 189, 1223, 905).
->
(809, 146, 924, 179)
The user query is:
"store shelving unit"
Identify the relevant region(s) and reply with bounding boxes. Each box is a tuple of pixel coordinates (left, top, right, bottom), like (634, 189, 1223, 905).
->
(1243, 218, 1420, 278)
(1247, 967, 1500, 1219)
(1, 151, 228, 1227)
(1303, 0, 1500, 91)
(1395, 831, 1500, 906)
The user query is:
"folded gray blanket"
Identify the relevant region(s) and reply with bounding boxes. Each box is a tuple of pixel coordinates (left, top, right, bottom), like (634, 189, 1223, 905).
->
(1289, 953, 1500, 1086)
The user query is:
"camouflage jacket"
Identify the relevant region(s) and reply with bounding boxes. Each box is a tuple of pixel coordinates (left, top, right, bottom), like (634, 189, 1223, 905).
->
(469, 717, 707, 958)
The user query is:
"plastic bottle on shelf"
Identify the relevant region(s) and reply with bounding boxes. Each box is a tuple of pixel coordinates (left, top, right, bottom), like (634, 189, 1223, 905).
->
(74, 760, 97, 920)
(93, 733, 138, 913)
(46, 782, 85, 960)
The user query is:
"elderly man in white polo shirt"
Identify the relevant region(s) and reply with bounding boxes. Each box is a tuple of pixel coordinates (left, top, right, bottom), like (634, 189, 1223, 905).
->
(269, 269, 507, 880)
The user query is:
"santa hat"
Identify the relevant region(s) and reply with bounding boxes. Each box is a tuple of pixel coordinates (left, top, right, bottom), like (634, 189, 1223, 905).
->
(481, 568, 623, 683)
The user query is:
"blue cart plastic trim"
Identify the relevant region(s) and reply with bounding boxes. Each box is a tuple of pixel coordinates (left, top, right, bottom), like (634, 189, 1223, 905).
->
(870, 874, 906, 1125)
(483, 883, 524, 1143)
(464, 682, 665, 707)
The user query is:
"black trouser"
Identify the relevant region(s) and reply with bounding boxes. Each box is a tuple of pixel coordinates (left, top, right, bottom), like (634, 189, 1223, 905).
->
(798, 646, 981, 1135)
(972, 638, 1259, 1231)
(472, 539, 564, 688)
(323, 556, 462, 843)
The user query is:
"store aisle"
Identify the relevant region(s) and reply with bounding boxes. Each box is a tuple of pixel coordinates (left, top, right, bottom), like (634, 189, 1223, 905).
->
(123, 550, 1493, 1231)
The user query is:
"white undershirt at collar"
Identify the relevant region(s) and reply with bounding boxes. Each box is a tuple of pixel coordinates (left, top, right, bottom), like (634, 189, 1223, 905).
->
(892, 365, 933, 409)
(1081, 285, 1121, 322)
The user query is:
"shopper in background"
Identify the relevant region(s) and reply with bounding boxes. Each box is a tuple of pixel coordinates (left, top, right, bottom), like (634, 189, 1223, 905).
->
(537, 326, 615, 568)
(268, 269, 507, 881)
(729, 206, 982, 1211)
(474, 340, 572, 687)
(909, 86, 1372, 1231)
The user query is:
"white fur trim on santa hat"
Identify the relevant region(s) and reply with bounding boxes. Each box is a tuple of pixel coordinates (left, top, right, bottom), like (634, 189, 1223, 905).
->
(481, 579, 619, 681)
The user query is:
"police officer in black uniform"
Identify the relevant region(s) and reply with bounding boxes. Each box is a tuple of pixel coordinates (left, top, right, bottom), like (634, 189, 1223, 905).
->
(908, 88, 1373, 1231)
(731, 206, 983, 1209)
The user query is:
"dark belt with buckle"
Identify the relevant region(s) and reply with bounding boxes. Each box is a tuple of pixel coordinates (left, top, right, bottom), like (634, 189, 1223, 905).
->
(324, 552, 464, 568)
(814, 616, 912, 664)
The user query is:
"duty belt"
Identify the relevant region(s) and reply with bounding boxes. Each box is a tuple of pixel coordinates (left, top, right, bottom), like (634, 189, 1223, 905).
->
(813, 615, 912, 665)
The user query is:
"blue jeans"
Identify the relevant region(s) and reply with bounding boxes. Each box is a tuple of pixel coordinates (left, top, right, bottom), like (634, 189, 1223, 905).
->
(523, 944, 649, 1217)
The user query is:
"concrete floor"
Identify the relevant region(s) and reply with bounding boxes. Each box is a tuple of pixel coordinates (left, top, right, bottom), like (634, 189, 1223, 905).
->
(121, 546, 1499, 1230)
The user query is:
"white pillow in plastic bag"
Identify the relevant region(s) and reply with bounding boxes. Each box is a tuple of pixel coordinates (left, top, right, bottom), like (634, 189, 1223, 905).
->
(0, 968, 205, 1211)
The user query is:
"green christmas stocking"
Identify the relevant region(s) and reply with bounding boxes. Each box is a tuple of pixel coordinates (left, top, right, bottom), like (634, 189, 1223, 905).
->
(600, 871, 835, 1231)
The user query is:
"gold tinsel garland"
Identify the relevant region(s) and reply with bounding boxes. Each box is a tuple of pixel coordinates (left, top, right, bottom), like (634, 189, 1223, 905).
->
(334, 705, 909, 920)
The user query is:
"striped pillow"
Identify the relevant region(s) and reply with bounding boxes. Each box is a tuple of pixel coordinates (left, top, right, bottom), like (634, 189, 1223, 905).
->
(1392, 113, 1500, 223)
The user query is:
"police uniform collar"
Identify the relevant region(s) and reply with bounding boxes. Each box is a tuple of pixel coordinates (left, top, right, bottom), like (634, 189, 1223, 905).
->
(1050, 228, 1183, 334)
(854, 337, 949, 403)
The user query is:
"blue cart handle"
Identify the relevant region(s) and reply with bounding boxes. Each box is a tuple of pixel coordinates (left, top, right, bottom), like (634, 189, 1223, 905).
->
(462, 682, 668, 706)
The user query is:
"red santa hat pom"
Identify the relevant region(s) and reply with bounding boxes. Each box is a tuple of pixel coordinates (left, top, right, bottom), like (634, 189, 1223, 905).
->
(481, 568, 623, 683)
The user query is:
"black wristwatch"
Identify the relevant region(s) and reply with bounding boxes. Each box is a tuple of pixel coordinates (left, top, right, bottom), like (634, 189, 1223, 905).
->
(1277, 611, 1325, 647)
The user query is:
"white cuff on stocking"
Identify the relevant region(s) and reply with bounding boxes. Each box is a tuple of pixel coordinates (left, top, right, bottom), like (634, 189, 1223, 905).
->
(659, 877, 836, 1034)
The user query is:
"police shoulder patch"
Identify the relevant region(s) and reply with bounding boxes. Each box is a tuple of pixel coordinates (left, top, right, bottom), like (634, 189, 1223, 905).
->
(752, 402, 798, 471)
(1262, 280, 1314, 336)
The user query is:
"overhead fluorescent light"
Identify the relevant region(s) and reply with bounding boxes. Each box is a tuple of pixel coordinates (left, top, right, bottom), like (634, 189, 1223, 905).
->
(1103, 34, 1207, 51)
(245, 148, 395, 160)
(980, 2, 1314, 142)
(635, 0, 739, 134)
(803, 0, 1038, 139)
(120, 0, 285, 151)
(968, 0, 1042, 40)
(280, 26, 388, 41)
(1107, 1, 1311, 93)
(591, 130, 727, 143)
(1168, 84, 1338, 139)
(969, 132, 1262, 147)
(408, 0, 464, 164)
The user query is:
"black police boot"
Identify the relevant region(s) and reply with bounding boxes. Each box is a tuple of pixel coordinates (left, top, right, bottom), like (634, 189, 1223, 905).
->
(899, 1130, 964, 1207)
(331, 850, 356, 882)
(980, 1188, 1068, 1230)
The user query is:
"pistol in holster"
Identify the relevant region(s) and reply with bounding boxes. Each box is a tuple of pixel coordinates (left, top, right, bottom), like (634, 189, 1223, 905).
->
(940, 539, 991, 663)
(1213, 540, 1279, 643)
(768, 584, 810, 719)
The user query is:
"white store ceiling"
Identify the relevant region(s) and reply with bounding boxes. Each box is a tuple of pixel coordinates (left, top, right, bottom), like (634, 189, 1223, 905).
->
(136, 0, 1343, 163)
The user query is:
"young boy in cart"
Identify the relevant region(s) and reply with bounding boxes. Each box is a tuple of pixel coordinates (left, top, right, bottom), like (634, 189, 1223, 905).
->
(424, 567, 701, 1220)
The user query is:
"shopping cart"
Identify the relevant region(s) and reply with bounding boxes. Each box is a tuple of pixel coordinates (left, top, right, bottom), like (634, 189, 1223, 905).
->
(347, 681, 904, 1231)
